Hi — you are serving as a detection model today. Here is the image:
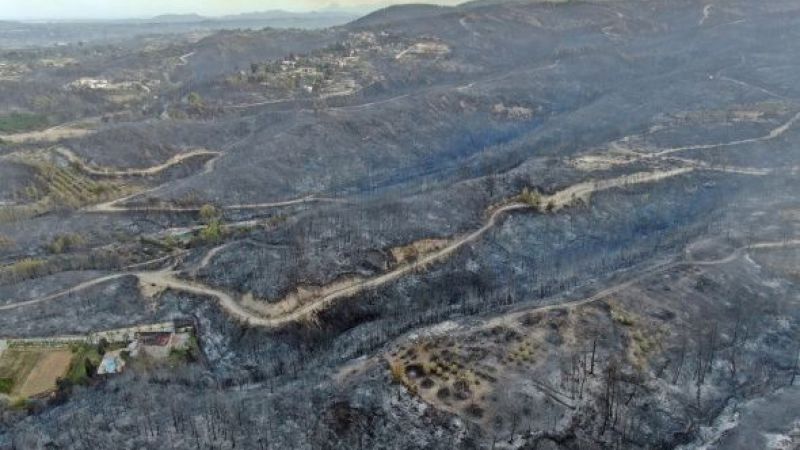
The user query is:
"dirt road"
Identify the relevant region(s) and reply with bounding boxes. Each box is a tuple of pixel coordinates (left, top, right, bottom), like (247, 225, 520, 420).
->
(485, 238, 800, 328)
(6, 158, 795, 328)
(87, 183, 338, 213)
(0, 118, 98, 144)
(6, 230, 799, 331)
(136, 270, 275, 326)
(0, 273, 127, 311)
(10, 167, 697, 325)
(651, 110, 800, 157)
(55, 147, 220, 177)
(219, 167, 697, 325)
(541, 167, 694, 211)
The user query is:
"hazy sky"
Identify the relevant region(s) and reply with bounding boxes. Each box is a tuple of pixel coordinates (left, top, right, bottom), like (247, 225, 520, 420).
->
(2, 0, 462, 20)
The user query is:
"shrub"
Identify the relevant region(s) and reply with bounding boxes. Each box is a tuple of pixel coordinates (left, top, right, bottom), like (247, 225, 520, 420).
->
(46, 233, 85, 254)
(611, 308, 636, 326)
(65, 344, 102, 385)
(187, 92, 204, 107)
(199, 219, 222, 243)
(198, 204, 219, 223)
(7, 258, 46, 280)
(168, 335, 199, 364)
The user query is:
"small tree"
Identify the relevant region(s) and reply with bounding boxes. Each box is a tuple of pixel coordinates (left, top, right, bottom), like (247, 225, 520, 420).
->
(200, 220, 222, 243)
(187, 92, 203, 107)
(519, 187, 542, 209)
(199, 204, 219, 223)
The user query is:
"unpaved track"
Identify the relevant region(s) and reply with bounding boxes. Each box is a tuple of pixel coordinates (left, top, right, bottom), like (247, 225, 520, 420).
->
(574, 110, 800, 174)
(541, 167, 693, 210)
(748, 239, 800, 250)
(486, 239, 800, 328)
(194, 243, 233, 274)
(6, 232, 799, 329)
(224, 195, 345, 210)
(2, 167, 699, 325)
(155, 167, 698, 326)
(336, 94, 410, 112)
(718, 76, 787, 100)
(55, 147, 219, 177)
(87, 193, 339, 213)
(457, 61, 559, 92)
(178, 51, 195, 65)
(225, 98, 295, 109)
(0, 118, 99, 144)
(650, 111, 800, 157)
(0, 252, 186, 311)
(84, 153, 223, 213)
(0, 274, 127, 311)
(353, 237, 800, 383)
(665, 157, 772, 176)
(7, 164, 796, 326)
(136, 270, 263, 323)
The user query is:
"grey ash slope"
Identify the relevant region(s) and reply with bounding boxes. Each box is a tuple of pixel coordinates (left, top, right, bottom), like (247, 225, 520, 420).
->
(1, 0, 800, 449)
(146, 0, 798, 204)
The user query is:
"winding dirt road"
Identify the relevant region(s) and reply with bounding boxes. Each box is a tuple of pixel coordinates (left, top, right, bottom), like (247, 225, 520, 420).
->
(486, 238, 800, 328)
(133, 167, 701, 326)
(5, 157, 796, 328)
(651, 110, 800, 158)
(55, 147, 220, 177)
(5, 229, 799, 330)
(87, 193, 339, 214)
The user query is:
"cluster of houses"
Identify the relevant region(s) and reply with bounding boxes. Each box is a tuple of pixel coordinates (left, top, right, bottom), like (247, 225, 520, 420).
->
(236, 29, 452, 102)
(66, 77, 157, 93)
(243, 49, 362, 98)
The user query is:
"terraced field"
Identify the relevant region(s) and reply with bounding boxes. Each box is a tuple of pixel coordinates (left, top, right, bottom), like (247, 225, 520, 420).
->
(0, 345, 73, 398)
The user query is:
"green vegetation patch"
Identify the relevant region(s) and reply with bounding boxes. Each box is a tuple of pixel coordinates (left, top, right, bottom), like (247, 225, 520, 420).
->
(199, 219, 223, 243)
(0, 112, 49, 134)
(2, 258, 47, 282)
(46, 233, 86, 254)
(0, 349, 40, 394)
(65, 344, 102, 385)
(168, 335, 200, 365)
(0, 377, 14, 394)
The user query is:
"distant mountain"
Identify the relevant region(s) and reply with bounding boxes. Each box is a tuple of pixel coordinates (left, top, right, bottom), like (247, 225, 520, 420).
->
(0, 9, 357, 49)
(149, 14, 207, 23)
(146, 10, 358, 24)
(221, 10, 354, 21)
(350, 4, 455, 28)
